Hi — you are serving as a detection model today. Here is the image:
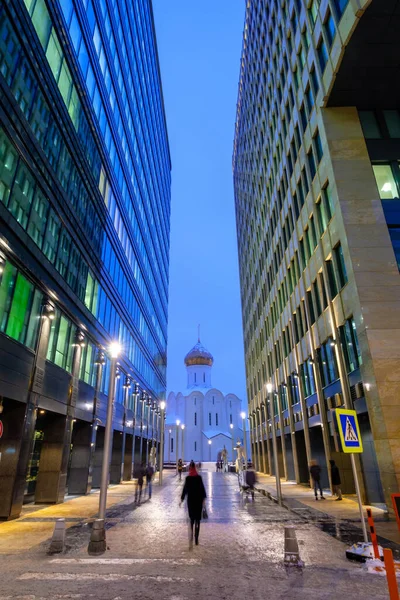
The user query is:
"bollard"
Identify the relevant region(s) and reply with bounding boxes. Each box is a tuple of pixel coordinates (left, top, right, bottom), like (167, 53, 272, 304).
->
(383, 548, 399, 600)
(366, 508, 380, 559)
(48, 519, 65, 554)
(284, 526, 303, 567)
(88, 519, 106, 555)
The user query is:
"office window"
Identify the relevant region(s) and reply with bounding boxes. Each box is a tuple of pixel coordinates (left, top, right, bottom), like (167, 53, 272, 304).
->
(47, 310, 74, 372)
(9, 163, 35, 229)
(332, 0, 349, 19)
(305, 85, 314, 113)
(312, 279, 322, 317)
(389, 227, 400, 269)
(324, 11, 336, 47)
(319, 272, 328, 309)
(383, 111, 400, 138)
(310, 65, 319, 96)
(359, 111, 381, 139)
(5, 272, 33, 344)
(27, 189, 49, 249)
(326, 258, 338, 298)
(340, 318, 362, 373)
(307, 147, 316, 180)
(322, 182, 334, 219)
(300, 104, 307, 133)
(308, 0, 318, 25)
(307, 289, 315, 325)
(0, 129, 18, 205)
(314, 130, 323, 163)
(317, 37, 328, 72)
(334, 244, 348, 288)
(372, 165, 398, 199)
(316, 196, 328, 234)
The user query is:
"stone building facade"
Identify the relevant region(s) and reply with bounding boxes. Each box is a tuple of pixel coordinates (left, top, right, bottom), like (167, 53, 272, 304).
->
(233, 0, 400, 510)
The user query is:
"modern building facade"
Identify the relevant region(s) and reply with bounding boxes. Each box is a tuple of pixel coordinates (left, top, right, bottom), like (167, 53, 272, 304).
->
(165, 340, 249, 464)
(233, 0, 400, 510)
(0, 0, 171, 519)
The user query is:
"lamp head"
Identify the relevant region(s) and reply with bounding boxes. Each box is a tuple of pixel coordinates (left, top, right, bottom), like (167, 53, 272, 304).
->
(181, 424, 185, 430)
(160, 400, 166, 410)
(229, 423, 233, 429)
(176, 419, 180, 426)
(266, 382, 273, 394)
(208, 439, 212, 445)
(109, 341, 121, 359)
(240, 411, 246, 420)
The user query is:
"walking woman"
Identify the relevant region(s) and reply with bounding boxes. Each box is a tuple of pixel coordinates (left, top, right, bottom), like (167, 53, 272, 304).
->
(180, 460, 207, 548)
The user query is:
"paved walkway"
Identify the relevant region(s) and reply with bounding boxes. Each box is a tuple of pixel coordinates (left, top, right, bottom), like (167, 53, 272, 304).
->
(255, 472, 400, 545)
(0, 466, 394, 599)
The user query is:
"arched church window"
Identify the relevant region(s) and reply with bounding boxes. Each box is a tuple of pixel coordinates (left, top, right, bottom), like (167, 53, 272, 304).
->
(203, 372, 205, 382)
(194, 373, 196, 383)
(194, 397, 196, 405)
(194, 441, 197, 451)
(216, 413, 219, 426)
(194, 412, 197, 426)
(209, 412, 211, 425)
(212, 396, 215, 405)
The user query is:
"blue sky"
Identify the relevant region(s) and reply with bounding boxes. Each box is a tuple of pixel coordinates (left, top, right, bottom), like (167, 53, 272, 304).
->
(152, 1, 246, 398)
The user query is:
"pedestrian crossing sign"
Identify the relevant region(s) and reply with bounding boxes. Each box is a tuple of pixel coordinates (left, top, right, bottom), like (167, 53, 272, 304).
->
(335, 409, 363, 453)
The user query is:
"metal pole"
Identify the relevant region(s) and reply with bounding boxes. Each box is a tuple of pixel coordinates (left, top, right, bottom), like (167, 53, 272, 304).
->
(168, 429, 171, 464)
(230, 425, 234, 462)
(351, 453, 368, 542)
(242, 416, 248, 467)
(181, 426, 185, 463)
(269, 390, 282, 506)
(98, 357, 117, 520)
(176, 423, 179, 474)
(159, 408, 165, 486)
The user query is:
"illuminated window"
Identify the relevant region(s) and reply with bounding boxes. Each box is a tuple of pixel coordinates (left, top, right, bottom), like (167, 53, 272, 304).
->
(372, 165, 398, 199)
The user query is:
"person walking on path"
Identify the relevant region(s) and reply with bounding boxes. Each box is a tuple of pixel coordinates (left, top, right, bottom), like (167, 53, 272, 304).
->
(310, 459, 325, 501)
(329, 459, 343, 501)
(177, 458, 183, 481)
(146, 463, 154, 499)
(135, 463, 146, 504)
(180, 460, 207, 549)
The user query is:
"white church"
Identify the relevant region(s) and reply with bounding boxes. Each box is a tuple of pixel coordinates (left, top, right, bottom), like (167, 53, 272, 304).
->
(164, 339, 249, 464)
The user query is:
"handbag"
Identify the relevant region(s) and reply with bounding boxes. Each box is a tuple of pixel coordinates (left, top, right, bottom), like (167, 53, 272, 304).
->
(202, 505, 208, 520)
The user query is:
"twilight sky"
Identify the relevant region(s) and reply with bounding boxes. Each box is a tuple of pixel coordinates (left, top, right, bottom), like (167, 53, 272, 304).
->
(152, 1, 247, 399)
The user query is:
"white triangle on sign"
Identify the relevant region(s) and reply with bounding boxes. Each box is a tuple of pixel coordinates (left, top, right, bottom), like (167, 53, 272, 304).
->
(345, 417, 358, 442)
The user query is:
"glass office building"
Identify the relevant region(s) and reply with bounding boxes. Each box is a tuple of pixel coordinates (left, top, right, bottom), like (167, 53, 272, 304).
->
(0, 0, 171, 519)
(233, 0, 400, 511)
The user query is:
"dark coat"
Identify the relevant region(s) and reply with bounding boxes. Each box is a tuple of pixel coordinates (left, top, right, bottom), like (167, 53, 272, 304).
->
(246, 469, 257, 487)
(309, 464, 321, 482)
(330, 462, 341, 485)
(181, 474, 207, 521)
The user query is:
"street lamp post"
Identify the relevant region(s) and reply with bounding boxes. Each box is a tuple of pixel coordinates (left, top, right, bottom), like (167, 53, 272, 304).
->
(181, 424, 185, 464)
(230, 423, 234, 463)
(176, 419, 180, 474)
(159, 401, 166, 486)
(267, 382, 282, 506)
(88, 341, 120, 554)
(241, 411, 247, 468)
(208, 439, 212, 461)
(168, 429, 172, 463)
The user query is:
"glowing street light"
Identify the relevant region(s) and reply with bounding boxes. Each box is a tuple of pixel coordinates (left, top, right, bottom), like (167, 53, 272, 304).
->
(159, 401, 166, 486)
(89, 341, 120, 553)
(240, 412, 248, 468)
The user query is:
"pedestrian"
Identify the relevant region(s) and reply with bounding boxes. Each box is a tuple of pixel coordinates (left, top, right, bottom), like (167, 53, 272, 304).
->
(146, 463, 154, 499)
(309, 459, 325, 500)
(215, 461, 219, 472)
(177, 458, 183, 481)
(180, 460, 207, 549)
(135, 463, 146, 504)
(245, 466, 257, 500)
(329, 459, 343, 501)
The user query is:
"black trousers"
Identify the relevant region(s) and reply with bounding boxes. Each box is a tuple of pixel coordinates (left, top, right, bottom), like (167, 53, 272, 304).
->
(190, 519, 200, 540)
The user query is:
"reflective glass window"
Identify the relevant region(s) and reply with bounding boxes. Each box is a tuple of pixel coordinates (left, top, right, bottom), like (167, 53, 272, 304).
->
(27, 188, 49, 248)
(383, 110, 400, 138)
(359, 111, 381, 139)
(9, 162, 35, 229)
(6, 272, 34, 344)
(373, 164, 399, 199)
(0, 128, 18, 205)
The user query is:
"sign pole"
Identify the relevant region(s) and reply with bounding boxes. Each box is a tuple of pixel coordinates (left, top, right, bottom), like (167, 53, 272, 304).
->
(350, 454, 368, 543)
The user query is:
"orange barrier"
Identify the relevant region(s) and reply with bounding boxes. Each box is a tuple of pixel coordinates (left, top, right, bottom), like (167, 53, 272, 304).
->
(384, 548, 399, 600)
(366, 508, 380, 559)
